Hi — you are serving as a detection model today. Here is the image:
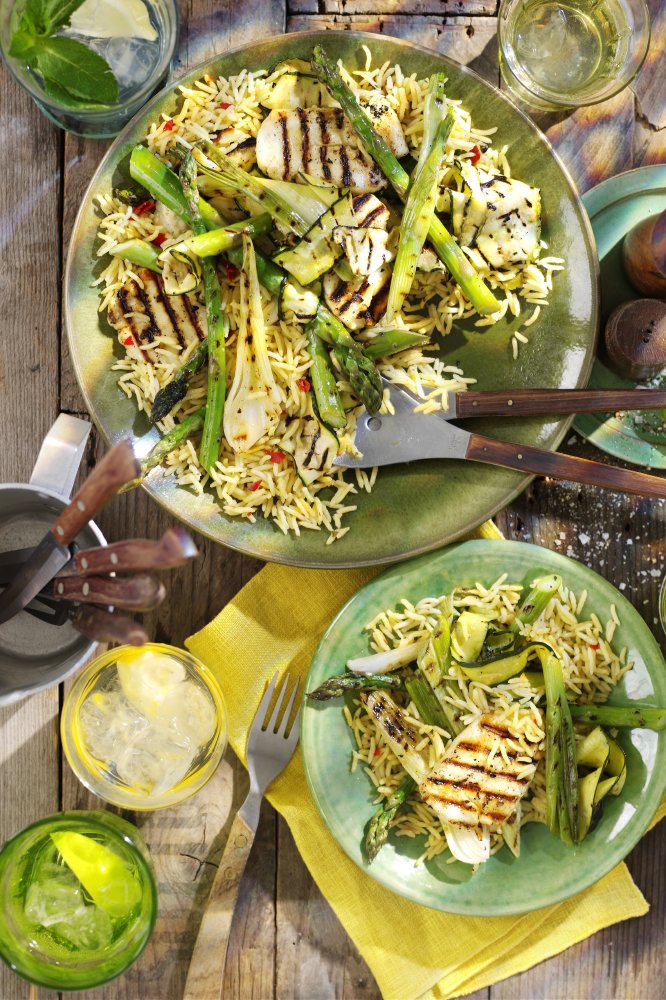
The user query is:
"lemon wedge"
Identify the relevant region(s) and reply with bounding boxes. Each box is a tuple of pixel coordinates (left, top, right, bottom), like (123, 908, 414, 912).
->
(50, 831, 142, 919)
(69, 0, 158, 41)
(116, 648, 186, 721)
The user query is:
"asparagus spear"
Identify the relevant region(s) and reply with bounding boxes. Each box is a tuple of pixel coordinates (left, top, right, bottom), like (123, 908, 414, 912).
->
(569, 704, 666, 731)
(151, 342, 208, 423)
(121, 408, 207, 491)
(306, 672, 405, 701)
(310, 46, 500, 317)
(363, 330, 431, 359)
(180, 151, 228, 470)
(365, 775, 416, 863)
(386, 106, 455, 320)
(305, 325, 347, 429)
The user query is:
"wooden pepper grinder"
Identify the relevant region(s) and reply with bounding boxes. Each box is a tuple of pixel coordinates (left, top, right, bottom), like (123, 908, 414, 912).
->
(604, 299, 666, 381)
(622, 209, 666, 298)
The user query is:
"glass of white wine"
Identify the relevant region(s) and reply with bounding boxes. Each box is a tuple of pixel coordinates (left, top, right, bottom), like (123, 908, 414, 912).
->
(498, 0, 651, 111)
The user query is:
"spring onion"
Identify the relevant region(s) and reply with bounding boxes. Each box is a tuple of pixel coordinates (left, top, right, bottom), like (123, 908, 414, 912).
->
(109, 238, 161, 271)
(129, 145, 223, 230)
(539, 647, 579, 843)
(194, 142, 312, 236)
(223, 235, 282, 452)
(359, 690, 429, 784)
(347, 638, 427, 675)
(511, 574, 562, 635)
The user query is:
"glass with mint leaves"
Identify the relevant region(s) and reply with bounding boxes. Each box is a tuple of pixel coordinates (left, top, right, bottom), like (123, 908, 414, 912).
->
(1, 0, 178, 137)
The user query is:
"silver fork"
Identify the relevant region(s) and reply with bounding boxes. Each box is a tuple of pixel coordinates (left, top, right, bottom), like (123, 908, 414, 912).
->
(183, 672, 301, 1000)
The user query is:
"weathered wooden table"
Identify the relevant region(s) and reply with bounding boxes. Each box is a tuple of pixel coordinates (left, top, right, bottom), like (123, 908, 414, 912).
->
(1, 2, 665, 997)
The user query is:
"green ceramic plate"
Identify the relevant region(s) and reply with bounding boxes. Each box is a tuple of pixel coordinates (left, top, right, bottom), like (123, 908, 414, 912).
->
(301, 539, 666, 914)
(65, 31, 598, 568)
(574, 165, 666, 468)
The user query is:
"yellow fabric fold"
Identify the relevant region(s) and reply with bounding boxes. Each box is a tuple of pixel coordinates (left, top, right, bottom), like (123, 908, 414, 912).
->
(187, 520, 660, 1000)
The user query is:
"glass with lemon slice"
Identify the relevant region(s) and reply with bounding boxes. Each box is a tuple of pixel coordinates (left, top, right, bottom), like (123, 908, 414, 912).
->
(61, 644, 228, 809)
(0, 810, 156, 989)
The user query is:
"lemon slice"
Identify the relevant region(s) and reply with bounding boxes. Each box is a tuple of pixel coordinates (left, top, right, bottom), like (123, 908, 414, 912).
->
(50, 831, 142, 919)
(117, 648, 186, 722)
(69, 0, 158, 41)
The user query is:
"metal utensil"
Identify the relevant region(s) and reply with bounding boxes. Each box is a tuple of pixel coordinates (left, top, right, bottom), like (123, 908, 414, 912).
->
(0, 527, 198, 585)
(0, 439, 140, 624)
(336, 382, 666, 497)
(183, 672, 301, 1000)
(44, 573, 166, 612)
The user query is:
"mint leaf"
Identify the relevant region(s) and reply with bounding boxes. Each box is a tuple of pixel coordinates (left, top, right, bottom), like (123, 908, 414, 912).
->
(41, 0, 88, 34)
(8, 27, 38, 58)
(40, 73, 108, 110)
(33, 36, 118, 105)
(24, 0, 48, 34)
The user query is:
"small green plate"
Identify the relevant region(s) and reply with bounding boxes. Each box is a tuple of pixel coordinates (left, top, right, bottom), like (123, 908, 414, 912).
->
(301, 539, 666, 914)
(65, 31, 598, 568)
(574, 165, 666, 468)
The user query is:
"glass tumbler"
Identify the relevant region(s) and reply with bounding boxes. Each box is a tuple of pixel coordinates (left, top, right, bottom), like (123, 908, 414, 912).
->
(498, 0, 651, 111)
(62, 644, 228, 810)
(0, 0, 179, 137)
(0, 810, 157, 990)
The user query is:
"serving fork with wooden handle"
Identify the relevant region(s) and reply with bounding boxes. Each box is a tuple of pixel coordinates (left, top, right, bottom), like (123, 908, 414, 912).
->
(336, 381, 666, 496)
(183, 672, 301, 1000)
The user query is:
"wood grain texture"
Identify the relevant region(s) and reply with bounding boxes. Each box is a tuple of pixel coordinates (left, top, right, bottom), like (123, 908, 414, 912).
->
(183, 810, 257, 1000)
(456, 387, 666, 419)
(287, 15, 500, 85)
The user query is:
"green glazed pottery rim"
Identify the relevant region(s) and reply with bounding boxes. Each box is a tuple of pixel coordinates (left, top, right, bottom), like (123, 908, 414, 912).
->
(301, 539, 666, 914)
(573, 164, 666, 468)
(65, 30, 599, 568)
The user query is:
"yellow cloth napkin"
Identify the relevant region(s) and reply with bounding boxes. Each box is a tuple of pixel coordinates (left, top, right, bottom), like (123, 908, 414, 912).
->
(187, 520, 664, 1000)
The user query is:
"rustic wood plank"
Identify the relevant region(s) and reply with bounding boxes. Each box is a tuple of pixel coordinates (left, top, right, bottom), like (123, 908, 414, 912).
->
(287, 15, 499, 82)
(294, 1, 497, 13)
(0, 54, 63, 1000)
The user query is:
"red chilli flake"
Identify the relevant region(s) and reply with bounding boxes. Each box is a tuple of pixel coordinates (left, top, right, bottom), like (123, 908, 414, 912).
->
(223, 260, 239, 281)
(589, 644, 599, 650)
(250, 480, 261, 492)
(297, 378, 311, 392)
(219, 101, 232, 110)
(265, 450, 286, 464)
(151, 232, 167, 247)
(374, 748, 381, 757)
(469, 145, 481, 164)
(163, 118, 174, 131)
(122, 335, 134, 346)
(133, 199, 155, 216)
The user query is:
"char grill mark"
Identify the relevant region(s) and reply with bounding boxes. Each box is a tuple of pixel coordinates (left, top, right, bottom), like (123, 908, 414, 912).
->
(279, 114, 290, 180)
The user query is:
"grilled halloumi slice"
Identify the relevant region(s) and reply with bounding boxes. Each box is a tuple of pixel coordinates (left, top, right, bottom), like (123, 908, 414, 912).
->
(106, 268, 207, 363)
(257, 104, 407, 193)
(257, 108, 383, 192)
(419, 714, 540, 831)
(323, 266, 392, 330)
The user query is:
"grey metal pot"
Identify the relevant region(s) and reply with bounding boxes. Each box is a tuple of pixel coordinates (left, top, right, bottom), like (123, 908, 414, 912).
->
(0, 415, 106, 704)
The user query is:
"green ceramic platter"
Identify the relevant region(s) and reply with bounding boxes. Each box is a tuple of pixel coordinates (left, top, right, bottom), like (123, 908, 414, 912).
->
(574, 165, 666, 468)
(65, 31, 598, 568)
(301, 539, 666, 914)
